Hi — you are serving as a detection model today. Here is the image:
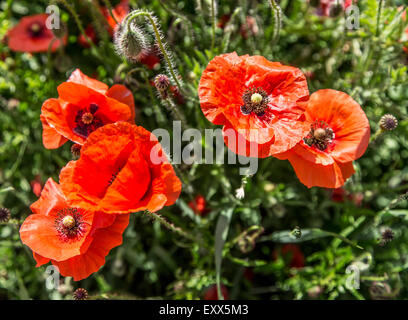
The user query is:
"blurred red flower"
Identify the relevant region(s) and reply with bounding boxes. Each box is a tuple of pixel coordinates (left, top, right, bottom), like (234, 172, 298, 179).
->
(30, 175, 43, 197)
(20, 178, 129, 281)
(41, 69, 135, 149)
(102, 0, 130, 31)
(276, 89, 370, 188)
(59, 122, 182, 215)
(198, 52, 309, 158)
(7, 14, 67, 53)
(203, 284, 229, 300)
(78, 0, 130, 47)
(78, 24, 97, 48)
(188, 195, 209, 216)
(274, 244, 305, 269)
(138, 50, 161, 69)
(312, 0, 355, 17)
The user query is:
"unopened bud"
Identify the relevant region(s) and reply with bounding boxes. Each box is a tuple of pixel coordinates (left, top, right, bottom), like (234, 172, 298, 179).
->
(73, 288, 88, 300)
(379, 114, 398, 131)
(291, 226, 302, 239)
(114, 22, 147, 63)
(51, 21, 68, 39)
(0, 208, 11, 223)
(154, 74, 170, 91)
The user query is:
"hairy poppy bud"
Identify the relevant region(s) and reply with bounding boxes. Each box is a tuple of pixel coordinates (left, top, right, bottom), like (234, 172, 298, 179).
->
(114, 22, 147, 63)
(73, 288, 88, 300)
(0, 208, 11, 223)
(154, 74, 170, 91)
(379, 114, 398, 131)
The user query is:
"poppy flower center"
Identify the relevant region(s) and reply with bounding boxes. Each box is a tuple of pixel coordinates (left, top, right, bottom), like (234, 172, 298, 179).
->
(81, 112, 94, 124)
(55, 208, 87, 241)
(28, 22, 44, 38)
(73, 103, 104, 139)
(241, 87, 269, 116)
(304, 120, 334, 151)
(62, 215, 76, 228)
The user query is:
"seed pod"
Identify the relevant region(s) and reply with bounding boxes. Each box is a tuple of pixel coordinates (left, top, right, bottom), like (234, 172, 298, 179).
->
(0, 208, 11, 223)
(73, 288, 88, 300)
(379, 114, 398, 131)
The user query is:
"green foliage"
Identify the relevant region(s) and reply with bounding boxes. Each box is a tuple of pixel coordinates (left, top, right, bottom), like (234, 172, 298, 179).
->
(1, 0, 408, 300)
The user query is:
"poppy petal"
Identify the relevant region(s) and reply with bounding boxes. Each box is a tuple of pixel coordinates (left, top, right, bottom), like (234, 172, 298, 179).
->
(52, 214, 130, 281)
(20, 211, 94, 262)
(41, 114, 68, 149)
(68, 69, 108, 94)
(106, 84, 136, 122)
(305, 89, 370, 163)
(286, 151, 351, 188)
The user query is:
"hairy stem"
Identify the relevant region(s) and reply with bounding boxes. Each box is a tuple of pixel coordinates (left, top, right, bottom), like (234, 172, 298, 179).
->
(146, 210, 196, 242)
(126, 10, 182, 90)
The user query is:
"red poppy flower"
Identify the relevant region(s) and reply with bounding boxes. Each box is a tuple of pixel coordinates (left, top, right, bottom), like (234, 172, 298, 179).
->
(138, 50, 161, 69)
(203, 284, 229, 300)
(102, 0, 130, 30)
(188, 195, 209, 216)
(78, 24, 97, 48)
(276, 89, 370, 188)
(198, 52, 309, 158)
(78, 0, 129, 47)
(59, 122, 182, 215)
(273, 244, 305, 269)
(30, 175, 43, 197)
(331, 187, 347, 203)
(7, 14, 67, 53)
(311, 0, 354, 17)
(20, 178, 129, 281)
(41, 69, 136, 149)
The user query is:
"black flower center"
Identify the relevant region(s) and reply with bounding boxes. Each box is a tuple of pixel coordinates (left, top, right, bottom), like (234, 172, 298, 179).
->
(55, 208, 87, 241)
(303, 120, 334, 151)
(73, 103, 104, 139)
(28, 22, 45, 38)
(241, 87, 269, 116)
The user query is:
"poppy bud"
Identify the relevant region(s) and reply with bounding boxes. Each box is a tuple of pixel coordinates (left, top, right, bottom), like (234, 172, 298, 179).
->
(379, 228, 394, 246)
(379, 114, 398, 131)
(329, 4, 343, 17)
(291, 226, 302, 239)
(51, 21, 68, 39)
(114, 22, 147, 63)
(71, 144, 81, 159)
(154, 74, 170, 91)
(369, 282, 392, 300)
(0, 208, 11, 223)
(73, 288, 88, 300)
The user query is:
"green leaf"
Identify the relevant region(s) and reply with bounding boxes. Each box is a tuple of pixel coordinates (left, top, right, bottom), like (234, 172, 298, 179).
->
(262, 228, 363, 250)
(214, 207, 234, 300)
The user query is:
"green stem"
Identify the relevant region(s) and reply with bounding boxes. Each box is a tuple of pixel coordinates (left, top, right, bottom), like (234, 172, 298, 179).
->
(101, 0, 119, 25)
(126, 11, 182, 90)
(268, 0, 282, 45)
(52, 0, 97, 49)
(376, 0, 384, 37)
(146, 210, 196, 242)
(370, 128, 384, 143)
(210, 0, 217, 53)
